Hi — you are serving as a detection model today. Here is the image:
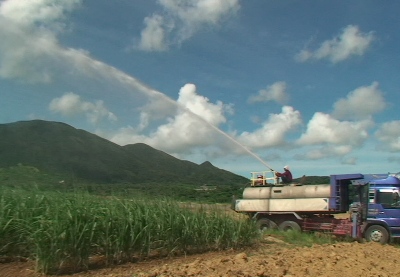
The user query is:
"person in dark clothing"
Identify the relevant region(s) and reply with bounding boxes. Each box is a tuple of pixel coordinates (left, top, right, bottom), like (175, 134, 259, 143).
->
(275, 165, 293, 184)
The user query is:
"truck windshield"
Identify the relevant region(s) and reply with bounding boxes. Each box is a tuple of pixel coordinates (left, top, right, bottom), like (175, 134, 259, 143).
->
(377, 191, 400, 208)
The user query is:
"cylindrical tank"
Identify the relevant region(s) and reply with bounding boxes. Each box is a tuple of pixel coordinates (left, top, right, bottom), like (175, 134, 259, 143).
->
(242, 184, 331, 199)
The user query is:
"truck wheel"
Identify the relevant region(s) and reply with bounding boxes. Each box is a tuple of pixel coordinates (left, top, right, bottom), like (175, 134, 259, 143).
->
(365, 225, 389, 244)
(278, 221, 301, 232)
(257, 218, 278, 232)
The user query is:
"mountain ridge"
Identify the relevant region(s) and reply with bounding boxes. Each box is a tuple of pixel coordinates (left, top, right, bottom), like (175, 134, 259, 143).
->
(0, 120, 248, 185)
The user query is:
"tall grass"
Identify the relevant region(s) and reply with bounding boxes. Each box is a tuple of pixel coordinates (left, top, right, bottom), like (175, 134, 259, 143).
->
(0, 186, 259, 274)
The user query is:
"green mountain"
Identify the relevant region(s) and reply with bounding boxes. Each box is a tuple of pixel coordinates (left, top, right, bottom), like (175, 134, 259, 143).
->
(0, 120, 248, 185)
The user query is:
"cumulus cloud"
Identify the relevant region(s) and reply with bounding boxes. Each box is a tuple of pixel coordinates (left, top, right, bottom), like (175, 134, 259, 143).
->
(332, 82, 386, 120)
(297, 112, 373, 147)
(248, 81, 289, 104)
(136, 96, 178, 131)
(0, 0, 177, 109)
(0, 30, 55, 83)
(295, 25, 375, 63)
(138, 14, 169, 52)
(0, 0, 81, 82)
(294, 83, 385, 161)
(143, 84, 232, 152)
(136, 0, 240, 51)
(294, 145, 353, 160)
(0, 0, 80, 28)
(238, 106, 302, 148)
(49, 92, 117, 124)
(178, 83, 231, 125)
(111, 83, 233, 154)
(375, 121, 400, 152)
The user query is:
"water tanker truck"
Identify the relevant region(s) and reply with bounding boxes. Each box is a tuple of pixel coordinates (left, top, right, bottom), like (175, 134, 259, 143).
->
(231, 170, 400, 244)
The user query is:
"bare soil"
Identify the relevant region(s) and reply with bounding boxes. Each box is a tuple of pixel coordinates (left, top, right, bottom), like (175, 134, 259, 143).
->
(2, 237, 400, 277)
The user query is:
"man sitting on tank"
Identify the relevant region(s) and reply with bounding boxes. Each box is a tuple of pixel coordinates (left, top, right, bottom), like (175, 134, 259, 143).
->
(275, 165, 293, 184)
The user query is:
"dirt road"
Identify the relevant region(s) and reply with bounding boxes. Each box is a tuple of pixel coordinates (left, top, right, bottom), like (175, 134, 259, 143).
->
(2, 237, 400, 277)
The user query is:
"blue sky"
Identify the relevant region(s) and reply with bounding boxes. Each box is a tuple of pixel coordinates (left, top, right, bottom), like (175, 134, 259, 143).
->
(1, 0, 400, 179)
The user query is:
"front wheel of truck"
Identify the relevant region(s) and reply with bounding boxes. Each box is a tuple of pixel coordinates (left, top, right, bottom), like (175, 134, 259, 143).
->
(365, 225, 389, 244)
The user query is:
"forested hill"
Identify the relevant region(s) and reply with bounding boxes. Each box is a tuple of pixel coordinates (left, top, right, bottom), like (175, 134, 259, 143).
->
(0, 120, 248, 185)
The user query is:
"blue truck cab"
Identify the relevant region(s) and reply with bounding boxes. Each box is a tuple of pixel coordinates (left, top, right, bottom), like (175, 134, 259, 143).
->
(363, 174, 400, 242)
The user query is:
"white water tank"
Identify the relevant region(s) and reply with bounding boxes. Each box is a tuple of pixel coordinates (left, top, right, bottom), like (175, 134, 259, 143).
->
(242, 184, 331, 199)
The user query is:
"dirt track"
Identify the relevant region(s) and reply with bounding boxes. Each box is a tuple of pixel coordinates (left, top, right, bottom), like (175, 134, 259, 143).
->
(2, 237, 400, 277)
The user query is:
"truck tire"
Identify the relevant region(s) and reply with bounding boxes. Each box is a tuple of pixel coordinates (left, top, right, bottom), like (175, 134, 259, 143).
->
(365, 225, 389, 244)
(257, 218, 278, 231)
(278, 221, 301, 232)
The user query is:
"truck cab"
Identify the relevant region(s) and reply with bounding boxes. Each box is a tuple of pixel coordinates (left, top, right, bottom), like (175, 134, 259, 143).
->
(363, 174, 400, 242)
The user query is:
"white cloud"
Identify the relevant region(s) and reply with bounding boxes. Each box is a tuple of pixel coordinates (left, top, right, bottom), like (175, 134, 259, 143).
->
(0, 0, 82, 30)
(0, 0, 177, 105)
(294, 145, 353, 160)
(297, 112, 373, 147)
(0, 0, 80, 28)
(332, 82, 386, 120)
(0, 29, 56, 82)
(238, 106, 302, 148)
(49, 92, 117, 124)
(296, 25, 375, 63)
(140, 83, 231, 152)
(136, 0, 240, 51)
(138, 15, 168, 52)
(137, 96, 178, 131)
(375, 121, 400, 152)
(111, 83, 233, 154)
(248, 81, 289, 104)
(0, 0, 81, 82)
(159, 0, 240, 25)
(178, 83, 231, 125)
(294, 83, 385, 161)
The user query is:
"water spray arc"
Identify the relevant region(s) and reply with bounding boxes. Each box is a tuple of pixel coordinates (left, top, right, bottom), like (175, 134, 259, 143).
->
(65, 49, 275, 172)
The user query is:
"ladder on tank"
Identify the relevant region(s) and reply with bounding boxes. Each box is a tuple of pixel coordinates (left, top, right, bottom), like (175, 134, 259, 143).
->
(334, 179, 352, 211)
(335, 180, 341, 210)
